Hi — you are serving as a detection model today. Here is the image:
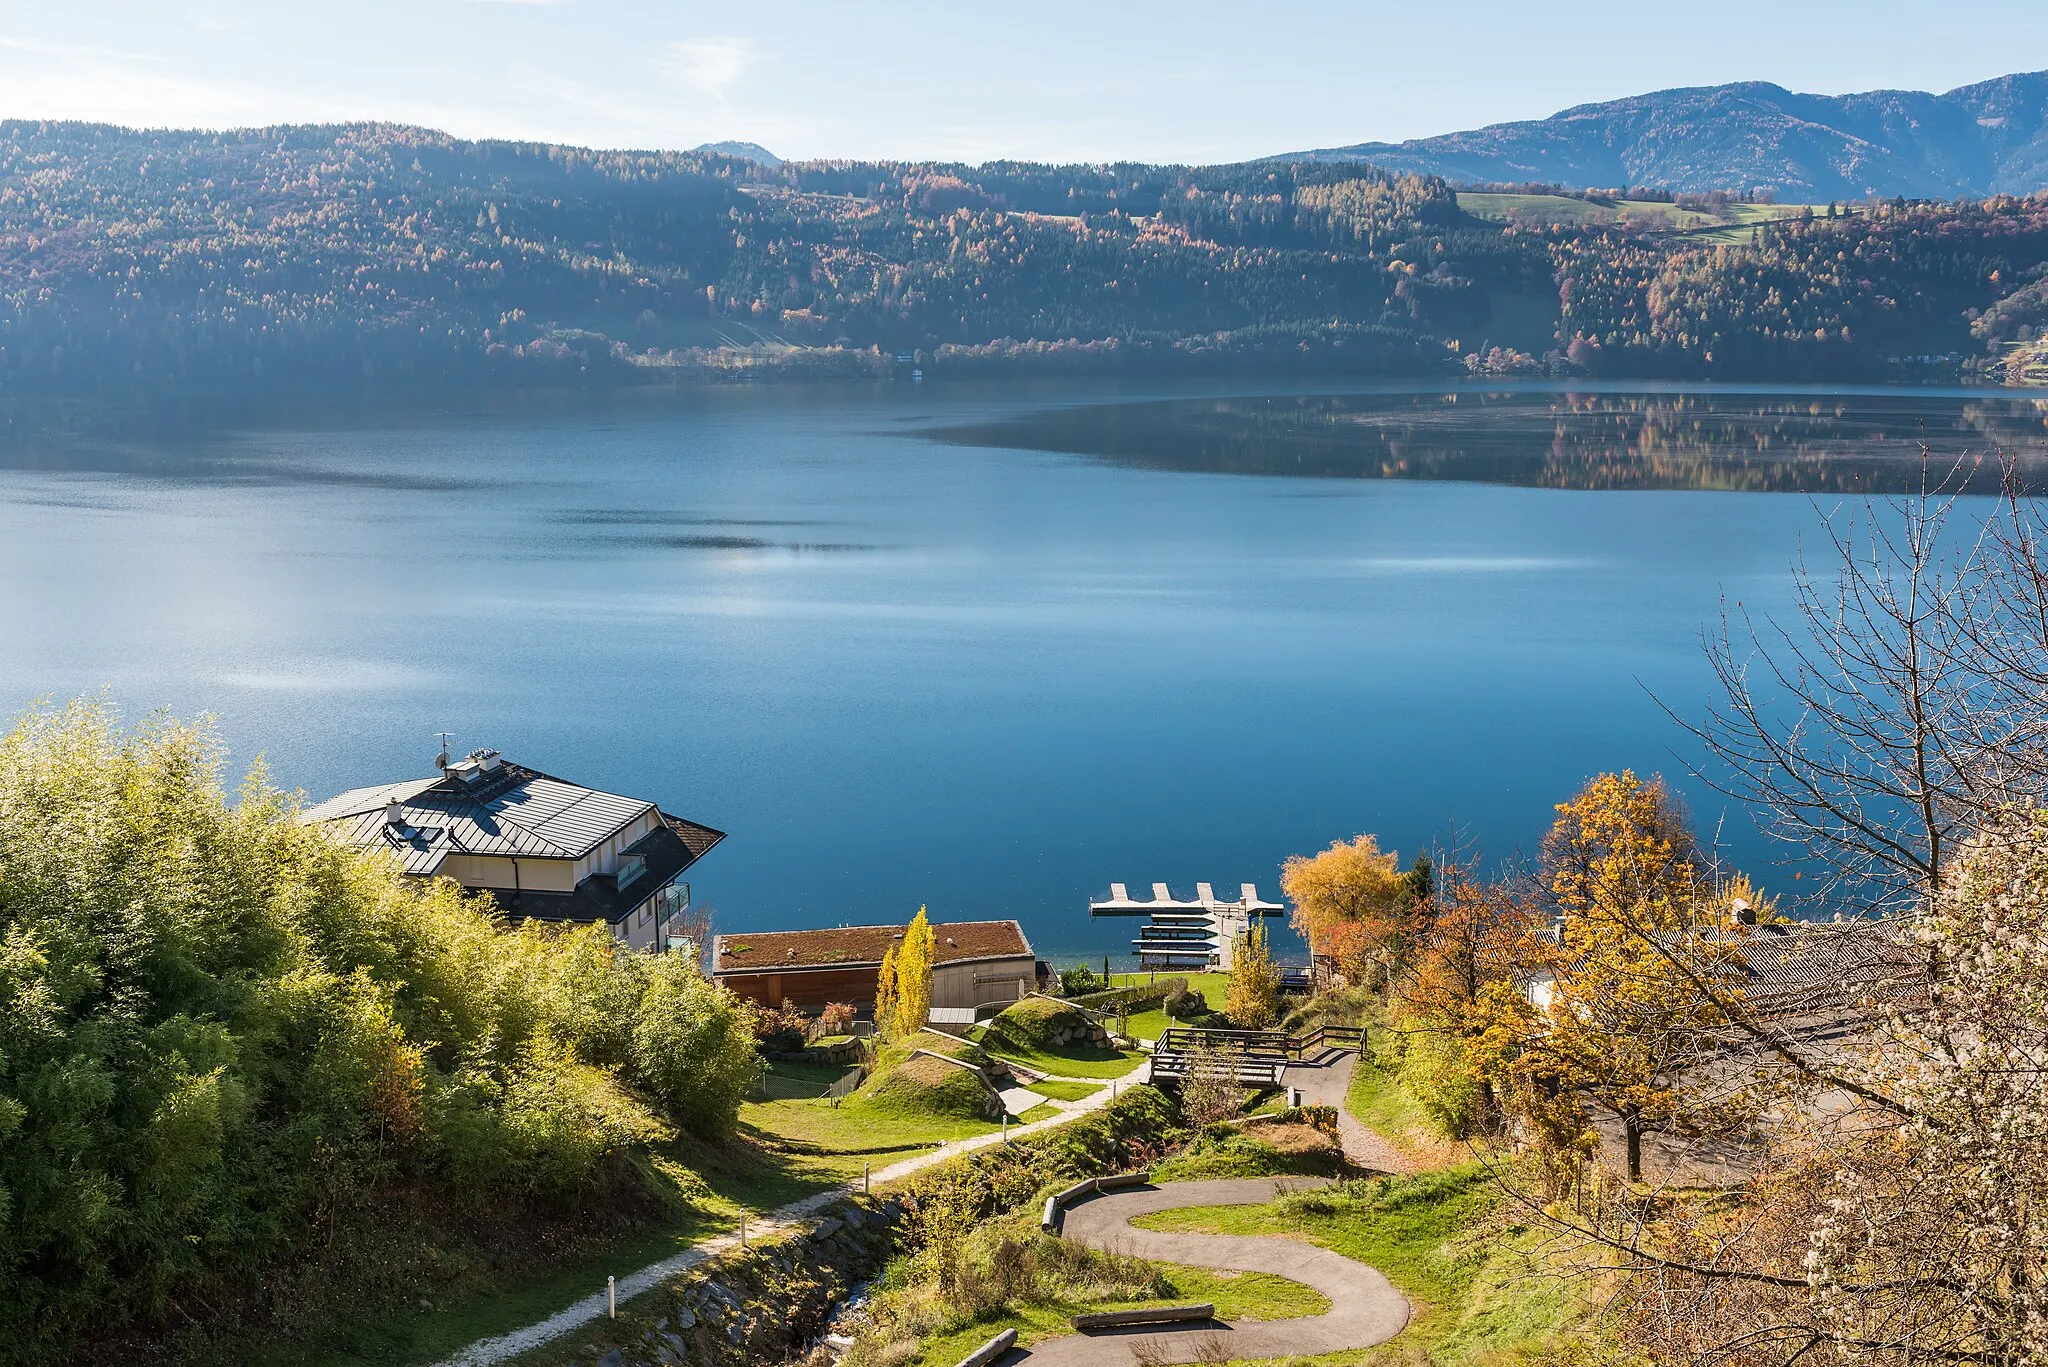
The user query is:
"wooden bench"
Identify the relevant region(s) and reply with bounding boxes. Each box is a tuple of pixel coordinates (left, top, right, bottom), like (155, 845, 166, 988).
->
(1070, 1303, 1218, 1331)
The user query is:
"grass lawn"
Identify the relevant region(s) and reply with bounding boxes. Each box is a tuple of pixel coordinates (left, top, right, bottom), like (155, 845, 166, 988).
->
(1015, 1101, 1060, 1124)
(980, 1038, 1148, 1079)
(1456, 191, 1829, 239)
(903, 1265, 1330, 1367)
(763, 1057, 855, 1086)
(1128, 1165, 1589, 1363)
(1107, 970, 1233, 1041)
(1344, 1051, 1465, 1169)
(1024, 1078, 1103, 1102)
(739, 1095, 999, 1171)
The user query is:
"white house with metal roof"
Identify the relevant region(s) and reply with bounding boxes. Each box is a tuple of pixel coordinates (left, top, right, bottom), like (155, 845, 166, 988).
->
(302, 749, 724, 951)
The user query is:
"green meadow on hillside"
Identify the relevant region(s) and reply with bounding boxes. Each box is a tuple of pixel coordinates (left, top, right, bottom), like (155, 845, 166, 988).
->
(1456, 191, 1826, 239)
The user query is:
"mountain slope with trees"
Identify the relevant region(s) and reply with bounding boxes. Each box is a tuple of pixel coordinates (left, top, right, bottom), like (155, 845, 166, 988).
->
(1286, 69, 2048, 199)
(2, 118, 2048, 406)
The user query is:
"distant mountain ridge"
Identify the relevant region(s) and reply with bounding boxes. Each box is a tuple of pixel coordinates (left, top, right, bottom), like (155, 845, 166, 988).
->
(690, 140, 781, 167)
(1283, 70, 2048, 200)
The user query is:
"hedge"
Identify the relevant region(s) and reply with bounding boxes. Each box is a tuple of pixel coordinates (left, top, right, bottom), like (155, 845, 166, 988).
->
(1071, 977, 1190, 1014)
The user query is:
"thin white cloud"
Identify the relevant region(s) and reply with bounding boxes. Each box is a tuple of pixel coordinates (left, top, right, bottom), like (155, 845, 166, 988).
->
(0, 35, 164, 64)
(657, 36, 756, 99)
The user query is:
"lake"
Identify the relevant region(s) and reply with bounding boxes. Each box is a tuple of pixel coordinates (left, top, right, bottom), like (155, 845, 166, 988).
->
(3, 380, 2042, 963)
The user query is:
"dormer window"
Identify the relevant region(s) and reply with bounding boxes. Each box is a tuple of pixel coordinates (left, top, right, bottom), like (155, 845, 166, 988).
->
(616, 854, 646, 889)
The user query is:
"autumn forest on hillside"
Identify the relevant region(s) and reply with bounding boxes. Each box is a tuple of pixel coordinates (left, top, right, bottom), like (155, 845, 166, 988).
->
(6, 121, 2048, 411)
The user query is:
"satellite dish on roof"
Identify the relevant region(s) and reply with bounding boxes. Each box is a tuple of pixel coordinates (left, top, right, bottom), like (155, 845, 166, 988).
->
(434, 732, 453, 773)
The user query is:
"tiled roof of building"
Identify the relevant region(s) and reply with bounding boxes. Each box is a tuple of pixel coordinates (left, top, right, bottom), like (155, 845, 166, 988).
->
(1532, 918, 1919, 1017)
(713, 920, 1032, 974)
(301, 753, 724, 881)
(1716, 920, 1917, 1002)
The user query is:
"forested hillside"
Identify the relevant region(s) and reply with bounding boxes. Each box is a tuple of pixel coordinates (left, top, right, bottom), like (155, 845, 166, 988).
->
(4, 119, 2048, 404)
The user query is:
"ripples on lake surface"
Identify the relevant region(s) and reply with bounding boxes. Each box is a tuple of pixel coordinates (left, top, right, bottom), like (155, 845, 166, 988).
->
(0, 381, 2041, 958)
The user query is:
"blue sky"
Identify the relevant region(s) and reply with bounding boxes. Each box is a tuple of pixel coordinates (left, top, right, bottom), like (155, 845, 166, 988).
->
(1, 1, 2042, 163)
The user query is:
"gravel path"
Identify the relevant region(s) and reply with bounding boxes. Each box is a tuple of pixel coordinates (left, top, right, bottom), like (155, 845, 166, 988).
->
(1008, 1178, 1411, 1366)
(431, 1072, 1130, 1367)
(1284, 1050, 1412, 1173)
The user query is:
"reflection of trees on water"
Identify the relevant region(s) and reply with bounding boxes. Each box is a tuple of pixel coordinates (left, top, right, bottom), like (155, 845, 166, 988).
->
(938, 392, 2048, 493)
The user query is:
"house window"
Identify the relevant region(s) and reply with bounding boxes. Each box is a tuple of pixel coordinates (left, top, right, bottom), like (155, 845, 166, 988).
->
(638, 903, 653, 925)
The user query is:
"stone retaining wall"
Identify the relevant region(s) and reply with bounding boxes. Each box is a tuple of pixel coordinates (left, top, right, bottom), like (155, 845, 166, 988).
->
(575, 1085, 1184, 1367)
(584, 1196, 904, 1367)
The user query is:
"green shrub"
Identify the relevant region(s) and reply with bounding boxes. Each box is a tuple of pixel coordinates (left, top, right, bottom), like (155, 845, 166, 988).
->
(0, 701, 761, 1365)
(1058, 964, 1105, 995)
(1072, 976, 1188, 1013)
(1399, 1021, 1486, 1138)
(1275, 1164, 1491, 1218)
(1151, 1118, 1343, 1180)
(631, 954, 763, 1138)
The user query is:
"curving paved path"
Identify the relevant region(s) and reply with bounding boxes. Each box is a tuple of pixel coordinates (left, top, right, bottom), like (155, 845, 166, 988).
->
(1283, 1050, 1412, 1174)
(1006, 1178, 1410, 1366)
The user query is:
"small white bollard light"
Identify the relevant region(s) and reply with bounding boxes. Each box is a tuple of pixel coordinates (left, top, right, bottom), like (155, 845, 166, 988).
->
(1002, 1114, 1009, 1143)
(863, 1161, 871, 1194)
(607, 1275, 616, 1319)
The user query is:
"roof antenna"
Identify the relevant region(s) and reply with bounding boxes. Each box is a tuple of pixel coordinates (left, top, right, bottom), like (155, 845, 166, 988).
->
(434, 732, 453, 773)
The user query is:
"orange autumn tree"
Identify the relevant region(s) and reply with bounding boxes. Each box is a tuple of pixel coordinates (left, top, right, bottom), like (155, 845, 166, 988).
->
(1391, 857, 1544, 1135)
(1282, 833, 1411, 988)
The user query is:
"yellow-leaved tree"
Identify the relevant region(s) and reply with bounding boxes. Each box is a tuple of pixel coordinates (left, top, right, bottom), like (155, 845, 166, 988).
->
(1541, 770, 1700, 941)
(1488, 772, 1736, 1182)
(893, 906, 936, 1037)
(874, 944, 899, 1041)
(1224, 920, 1282, 1030)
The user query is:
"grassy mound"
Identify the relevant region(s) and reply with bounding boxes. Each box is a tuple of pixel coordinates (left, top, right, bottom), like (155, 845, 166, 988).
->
(977, 1003, 1146, 1080)
(984, 996, 1100, 1052)
(852, 1036, 1001, 1122)
(1152, 1118, 1345, 1181)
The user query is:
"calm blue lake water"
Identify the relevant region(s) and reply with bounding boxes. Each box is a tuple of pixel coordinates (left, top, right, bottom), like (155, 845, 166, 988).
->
(2, 381, 2040, 962)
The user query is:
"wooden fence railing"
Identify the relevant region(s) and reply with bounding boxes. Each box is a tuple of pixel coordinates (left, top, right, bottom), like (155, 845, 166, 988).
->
(1148, 1022, 1365, 1088)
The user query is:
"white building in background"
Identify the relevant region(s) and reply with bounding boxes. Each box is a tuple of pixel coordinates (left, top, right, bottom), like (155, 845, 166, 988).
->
(302, 748, 724, 952)
(1088, 881, 1286, 971)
